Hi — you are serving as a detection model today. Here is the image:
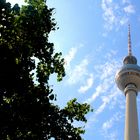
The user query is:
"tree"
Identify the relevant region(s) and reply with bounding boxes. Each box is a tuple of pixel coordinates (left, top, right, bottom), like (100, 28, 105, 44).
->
(0, 0, 92, 139)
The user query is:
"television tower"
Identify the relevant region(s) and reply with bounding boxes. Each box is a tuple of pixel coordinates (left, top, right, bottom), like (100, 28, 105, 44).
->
(115, 25, 140, 140)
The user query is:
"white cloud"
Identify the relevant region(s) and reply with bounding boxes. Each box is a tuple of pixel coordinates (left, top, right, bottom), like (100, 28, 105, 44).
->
(85, 78, 111, 104)
(101, 0, 135, 31)
(102, 112, 123, 140)
(85, 55, 120, 105)
(102, 120, 112, 130)
(67, 58, 89, 84)
(78, 74, 94, 93)
(85, 87, 122, 129)
(95, 89, 119, 115)
(64, 47, 78, 67)
(120, 17, 129, 25)
(84, 50, 124, 131)
(64, 44, 84, 70)
(64, 44, 90, 85)
(124, 5, 135, 14)
(102, 112, 123, 131)
(122, 0, 130, 4)
(85, 50, 121, 104)
(103, 131, 118, 140)
(95, 99, 107, 115)
(101, 0, 117, 30)
(97, 62, 116, 80)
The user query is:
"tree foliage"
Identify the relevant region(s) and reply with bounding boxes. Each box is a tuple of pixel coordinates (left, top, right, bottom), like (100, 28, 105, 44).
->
(0, 0, 92, 139)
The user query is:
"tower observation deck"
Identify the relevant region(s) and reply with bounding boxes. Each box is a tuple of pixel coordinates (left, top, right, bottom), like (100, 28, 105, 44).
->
(115, 25, 140, 140)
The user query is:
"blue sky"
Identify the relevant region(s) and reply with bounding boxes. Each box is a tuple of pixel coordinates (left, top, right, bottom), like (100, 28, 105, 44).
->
(6, 0, 140, 140)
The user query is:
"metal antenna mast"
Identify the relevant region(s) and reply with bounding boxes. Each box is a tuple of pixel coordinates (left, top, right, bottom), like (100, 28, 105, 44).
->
(128, 24, 132, 56)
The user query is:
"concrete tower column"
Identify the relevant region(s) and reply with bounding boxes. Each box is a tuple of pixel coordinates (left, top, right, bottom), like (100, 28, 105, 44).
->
(124, 84, 139, 140)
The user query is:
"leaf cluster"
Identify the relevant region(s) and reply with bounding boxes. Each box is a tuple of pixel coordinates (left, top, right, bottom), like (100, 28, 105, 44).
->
(0, 0, 92, 139)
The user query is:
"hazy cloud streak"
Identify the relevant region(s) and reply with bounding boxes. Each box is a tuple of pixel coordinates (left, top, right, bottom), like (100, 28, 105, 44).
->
(78, 74, 94, 93)
(101, 0, 135, 31)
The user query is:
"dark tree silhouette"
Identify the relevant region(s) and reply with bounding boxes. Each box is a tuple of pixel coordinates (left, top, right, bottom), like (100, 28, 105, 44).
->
(0, 0, 92, 139)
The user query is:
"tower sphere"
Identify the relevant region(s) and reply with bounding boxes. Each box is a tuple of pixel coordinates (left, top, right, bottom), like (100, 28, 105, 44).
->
(115, 62, 140, 92)
(123, 55, 137, 64)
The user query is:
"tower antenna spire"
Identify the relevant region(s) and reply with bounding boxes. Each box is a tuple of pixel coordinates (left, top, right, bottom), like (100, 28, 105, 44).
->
(128, 24, 132, 56)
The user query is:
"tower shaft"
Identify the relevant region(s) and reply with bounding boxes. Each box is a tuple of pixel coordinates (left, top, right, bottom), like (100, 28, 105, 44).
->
(124, 84, 139, 140)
